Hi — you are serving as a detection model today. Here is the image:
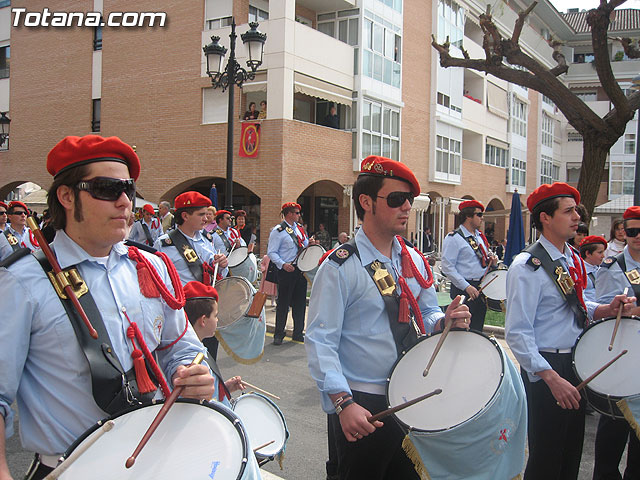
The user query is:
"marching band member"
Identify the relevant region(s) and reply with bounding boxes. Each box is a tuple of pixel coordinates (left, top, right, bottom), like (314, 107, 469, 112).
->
(0, 135, 214, 480)
(0, 202, 7, 231)
(441, 199, 496, 332)
(213, 209, 245, 255)
(505, 182, 634, 480)
(306, 156, 470, 480)
(578, 235, 607, 303)
(3, 201, 40, 252)
(128, 203, 162, 246)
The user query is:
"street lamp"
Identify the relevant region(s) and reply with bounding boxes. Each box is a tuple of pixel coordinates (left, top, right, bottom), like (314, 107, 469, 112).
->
(632, 75, 640, 206)
(0, 112, 11, 148)
(203, 21, 266, 210)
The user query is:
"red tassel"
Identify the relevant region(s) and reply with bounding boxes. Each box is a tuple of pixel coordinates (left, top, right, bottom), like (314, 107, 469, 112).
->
(136, 261, 160, 298)
(127, 326, 156, 394)
(401, 249, 414, 278)
(398, 295, 410, 323)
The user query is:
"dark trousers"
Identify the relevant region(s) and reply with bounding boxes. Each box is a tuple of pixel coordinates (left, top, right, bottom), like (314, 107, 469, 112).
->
(327, 414, 339, 479)
(328, 391, 419, 480)
(275, 267, 307, 339)
(24, 455, 54, 480)
(450, 281, 487, 332)
(522, 352, 586, 480)
(593, 415, 640, 480)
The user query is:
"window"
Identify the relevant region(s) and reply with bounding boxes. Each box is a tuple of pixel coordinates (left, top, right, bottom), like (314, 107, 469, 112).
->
(610, 162, 635, 196)
(363, 16, 401, 88)
(624, 133, 636, 155)
(542, 113, 553, 148)
(511, 157, 526, 188)
(362, 99, 400, 161)
(437, 0, 464, 49)
(437, 92, 461, 114)
(0, 1, 10, 7)
(568, 132, 583, 142)
(485, 143, 508, 168)
(249, 6, 268, 23)
(380, 0, 402, 13)
(93, 25, 102, 50)
(0, 46, 9, 79)
(510, 96, 527, 138)
(206, 16, 232, 30)
(542, 95, 553, 106)
(540, 154, 558, 184)
(575, 91, 597, 102)
(436, 135, 461, 177)
(92, 99, 101, 132)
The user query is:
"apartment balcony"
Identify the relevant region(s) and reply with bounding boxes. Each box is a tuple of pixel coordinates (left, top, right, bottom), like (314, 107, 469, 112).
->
(566, 58, 640, 85)
(296, 0, 356, 11)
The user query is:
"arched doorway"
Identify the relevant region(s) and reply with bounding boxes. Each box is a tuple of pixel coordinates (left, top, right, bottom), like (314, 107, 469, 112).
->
(298, 180, 346, 247)
(485, 197, 506, 245)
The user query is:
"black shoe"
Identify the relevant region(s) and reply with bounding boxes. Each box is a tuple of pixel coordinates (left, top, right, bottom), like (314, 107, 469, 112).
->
(292, 334, 305, 343)
(273, 336, 283, 345)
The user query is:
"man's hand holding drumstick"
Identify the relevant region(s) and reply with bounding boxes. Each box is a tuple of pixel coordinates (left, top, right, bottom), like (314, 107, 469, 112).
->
(172, 362, 216, 400)
(329, 392, 383, 443)
(435, 295, 472, 332)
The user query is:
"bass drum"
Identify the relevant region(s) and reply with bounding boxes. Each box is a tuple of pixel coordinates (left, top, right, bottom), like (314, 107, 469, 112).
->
(56, 399, 249, 480)
(573, 316, 640, 418)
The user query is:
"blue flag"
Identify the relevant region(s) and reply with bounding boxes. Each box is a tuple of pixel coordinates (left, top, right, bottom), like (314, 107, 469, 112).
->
(504, 191, 525, 266)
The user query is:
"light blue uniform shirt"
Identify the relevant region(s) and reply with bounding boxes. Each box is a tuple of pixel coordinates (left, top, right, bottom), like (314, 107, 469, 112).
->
(267, 221, 308, 269)
(441, 225, 488, 291)
(128, 218, 163, 245)
(5, 225, 39, 251)
(305, 228, 445, 413)
(584, 262, 599, 303)
(596, 246, 640, 304)
(154, 228, 228, 285)
(0, 232, 13, 261)
(505, 235, 598, 382)
(0, 230, 206, 456)
(212, 227, 246, 256)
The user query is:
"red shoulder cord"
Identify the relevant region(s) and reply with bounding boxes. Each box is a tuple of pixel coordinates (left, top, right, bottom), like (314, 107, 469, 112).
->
(29, 229, 40, 248)
(396, 236, 436, 335)
(478, 232, 490, 267)
(568, 247, 588, 313)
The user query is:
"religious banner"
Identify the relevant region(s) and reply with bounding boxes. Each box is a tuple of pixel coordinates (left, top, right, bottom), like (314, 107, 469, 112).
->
(239, 122, 260, 158)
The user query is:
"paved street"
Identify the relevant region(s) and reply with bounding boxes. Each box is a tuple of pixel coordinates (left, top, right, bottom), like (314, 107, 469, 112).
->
(4, 307, 631, 479)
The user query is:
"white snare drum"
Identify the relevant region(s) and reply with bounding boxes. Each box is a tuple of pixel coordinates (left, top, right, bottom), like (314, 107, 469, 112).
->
(228, 247, 258, 284)
(573, 316, 640, 418)
(216, 277, 257, 328)
(296, 245, 326, 272)
(387, 330, 504, 431)
(56, 399, 248, 480)
(228, 246, 249, 268)
(232, 393, 289, 461)
(479, 268, 508, 302)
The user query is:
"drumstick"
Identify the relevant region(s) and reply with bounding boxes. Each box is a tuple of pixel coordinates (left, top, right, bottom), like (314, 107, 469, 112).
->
(608, 287, 629, 351)
(44, 420, 115, 479)
(212, 249, 220, 288)
(253, 440, 275, 452)
(27, 217, 98, 339)
(368, 388, 442, 423)
(576, 349, 627, 391)
(125, 352, 205, 468)
(241, 381, 281, 400)
(473, 275, 498, 298)
(423, 295, 466, 377)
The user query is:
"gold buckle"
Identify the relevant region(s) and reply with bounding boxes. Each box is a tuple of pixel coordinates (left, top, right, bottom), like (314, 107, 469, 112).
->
(6, 234, 18, 246)
(183, 246, 198, 263)
(555, 266, 575, 295)
(626, 269, 640, 285)
(46, 268, 88, 299)
(371, 260, 396, 296)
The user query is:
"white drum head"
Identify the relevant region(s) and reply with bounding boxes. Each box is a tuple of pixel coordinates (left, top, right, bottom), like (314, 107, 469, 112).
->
(232, 393, 287, 458)
(297, 245, 326, 272)
(216, 277, 254, 329)
(479, 269, 508, 301)
(388, 331, 503, 431)
(573, 317, 640, 397)
(230, 253, 258, 284)
(227, 246, 249, 268)
(59, 401, 247, 480)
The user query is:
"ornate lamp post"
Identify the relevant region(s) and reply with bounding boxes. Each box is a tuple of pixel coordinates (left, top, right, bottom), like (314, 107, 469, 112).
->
(203, 21, 266, 210)
(0, 112, 11, 148)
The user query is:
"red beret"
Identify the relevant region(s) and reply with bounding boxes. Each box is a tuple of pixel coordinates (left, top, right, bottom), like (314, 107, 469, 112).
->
(459, 200, 484, 212)
(281, 202, 301, 212)
(359, 156, 421, 196)
(235, 209, 247, 217)
(8, 201, 29, 213)
(174, 192, 211, 210)
(215, 209, 232, 221)
(527, 182, 580, 213)
(184, 281, 218, 301)
(623, 206, 640, 220)
(47, 135, 140, 180)
(142, 204, 154, 215)
(0, 201, 8, 209)
(579, 235, 607, 248)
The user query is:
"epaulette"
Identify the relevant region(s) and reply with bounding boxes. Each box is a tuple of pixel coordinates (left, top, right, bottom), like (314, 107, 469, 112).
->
(600, 256, 618, 269)
(447, 231, 456, 237)
(125, 239, 157, 254)
(215, 228, 224, 235)
(0, 247, 31, 268)
(160, 237, 173, 247)
(277, 224, 285, 232)
(328, 243, 356, 266)
(525, 254, 542, 270)
(205, 231, 213, 241)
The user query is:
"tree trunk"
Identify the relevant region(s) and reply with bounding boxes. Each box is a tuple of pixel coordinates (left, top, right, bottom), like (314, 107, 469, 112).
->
(576, 138, 609, 221)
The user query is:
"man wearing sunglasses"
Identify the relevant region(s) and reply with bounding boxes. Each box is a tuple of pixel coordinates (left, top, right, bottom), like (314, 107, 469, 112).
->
(592, 205, 640, 480)
(0, 135, 216, 480)
(306, 156, 471, 480)
(128, 203, 163, 246)
(212, 209, 245, 255)
(0, 202, 12, 261)
(2, 201, 40, 253)
(441, 199, 496, 332)
(0, 201, 7, 231)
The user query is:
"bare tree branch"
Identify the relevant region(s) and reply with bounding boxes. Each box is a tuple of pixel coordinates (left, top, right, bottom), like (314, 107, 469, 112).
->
(547, 39, 568, 76)
(612, 37, 640, 59)
(512, 2, 538, 44)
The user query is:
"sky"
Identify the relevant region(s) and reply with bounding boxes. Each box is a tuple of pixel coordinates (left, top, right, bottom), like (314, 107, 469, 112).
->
(549, 0, 640, 12)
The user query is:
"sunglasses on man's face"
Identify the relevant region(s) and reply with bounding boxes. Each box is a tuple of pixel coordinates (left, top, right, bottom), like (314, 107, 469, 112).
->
(10, 210, 27, 216)
(475, 212, 484, 218)
(625, 227, 640, 238)
(76, 177, 136, 202)
(377, 191, 415, 208)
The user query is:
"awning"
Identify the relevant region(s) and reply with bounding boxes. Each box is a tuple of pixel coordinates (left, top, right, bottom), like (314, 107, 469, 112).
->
(242, 73, 267, 93)
(294, 72, 353, 107)
(487, 82, 509, 119)
(594, 195, 633, 214)
(411, 193, 431, 211)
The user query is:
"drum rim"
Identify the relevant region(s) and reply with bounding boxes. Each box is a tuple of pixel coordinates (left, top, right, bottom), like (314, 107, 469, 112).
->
(385, 329, 505, 433)
(232, 392, 289, 457)
(227, 246, 249, 267)
(61, 398, 249, 479)
(216, 276, 255, 328)
(297, 244, 326, 272)
(479, 269, 508, 301)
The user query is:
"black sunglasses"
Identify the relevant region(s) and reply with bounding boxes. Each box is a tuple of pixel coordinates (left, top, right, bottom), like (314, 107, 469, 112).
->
(377, 192, 414, 208)
(10, 210, 27, 216)
(625, 227, 640, 238)
(475, 212, 484, 218)
(77, 177, 136, 202)
(0, 211, 6, 215)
